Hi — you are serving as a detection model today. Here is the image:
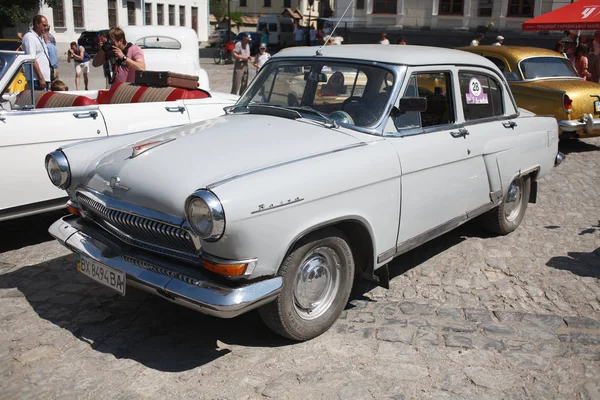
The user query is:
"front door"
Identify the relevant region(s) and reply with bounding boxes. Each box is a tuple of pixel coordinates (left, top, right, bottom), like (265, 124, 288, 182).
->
(385, 68, 490, 249)
(0, 105, 106, 215)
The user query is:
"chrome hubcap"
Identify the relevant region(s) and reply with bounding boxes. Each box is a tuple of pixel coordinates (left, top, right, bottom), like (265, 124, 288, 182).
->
(504, 179, 523, 222)
(294, 247, 340, 320)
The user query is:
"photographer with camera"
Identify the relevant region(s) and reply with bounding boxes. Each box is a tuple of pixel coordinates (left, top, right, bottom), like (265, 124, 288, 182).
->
(92, 27, 145, 87)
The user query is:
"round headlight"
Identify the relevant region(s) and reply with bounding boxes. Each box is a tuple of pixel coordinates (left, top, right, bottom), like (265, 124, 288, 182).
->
(45, 151, 71, 189)
(185, 190, 225, 241)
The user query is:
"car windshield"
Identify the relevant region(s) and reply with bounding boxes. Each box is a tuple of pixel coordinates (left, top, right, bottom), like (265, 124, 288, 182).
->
(135, 36, 181, 50)
(237, 60, 395, 129)
(519, 57, 579, 79)
(0, 52, 19, 82)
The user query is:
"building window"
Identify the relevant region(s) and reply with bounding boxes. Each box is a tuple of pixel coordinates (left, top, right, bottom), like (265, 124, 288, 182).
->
(507, 0, 534, 17)
(169, 5, 175, 25)
(264, 0, 271, 7)
(72, 0, 84, 28)
(478, 0, 493, 17)
(157, 4, 164, 25)
(439, 0, 463, 15)
(52, 0, 65, 27)
(240, 0, 247, 6)
(191, 7, 198, 32)
(145, 3, 152, 25)
(373, 0, 396, 14)
(179, 6, 185, 25)
(282, 0, 288, 7)
(356, 0, 364, 10)
(127, 1, 136, 25)
(107, 0, 117, 27)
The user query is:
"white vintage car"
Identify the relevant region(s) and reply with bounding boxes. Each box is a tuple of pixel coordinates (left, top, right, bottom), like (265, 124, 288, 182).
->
(47, 45, 563, 341)
(0, 50, 237, 221)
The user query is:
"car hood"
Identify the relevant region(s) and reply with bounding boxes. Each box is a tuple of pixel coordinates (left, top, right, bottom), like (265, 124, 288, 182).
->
(82, 114, 364, 218)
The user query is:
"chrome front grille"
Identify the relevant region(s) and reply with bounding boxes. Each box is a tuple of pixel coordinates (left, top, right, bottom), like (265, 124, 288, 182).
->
(76, 191, 199, 263)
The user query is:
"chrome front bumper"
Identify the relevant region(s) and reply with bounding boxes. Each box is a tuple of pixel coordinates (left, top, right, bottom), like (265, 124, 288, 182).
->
(49, 216, 282, 318)
(558, 113, 600, 134)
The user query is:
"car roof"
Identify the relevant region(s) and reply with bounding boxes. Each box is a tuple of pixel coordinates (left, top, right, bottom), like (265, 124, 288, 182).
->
(458, 45, 564, 59)
(273, 45, 499, 69)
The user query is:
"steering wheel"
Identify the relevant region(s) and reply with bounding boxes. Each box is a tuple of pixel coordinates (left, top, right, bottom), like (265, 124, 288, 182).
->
(340, 96, 378, 126)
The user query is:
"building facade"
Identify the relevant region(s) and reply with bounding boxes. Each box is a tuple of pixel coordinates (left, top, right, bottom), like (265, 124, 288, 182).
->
(333, 0, 571, 31)
(26, 0, 209, 51)
(235, 0, 322, 27)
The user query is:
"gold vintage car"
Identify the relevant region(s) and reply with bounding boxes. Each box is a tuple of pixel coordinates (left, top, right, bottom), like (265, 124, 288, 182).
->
(459, 45, 600, 139)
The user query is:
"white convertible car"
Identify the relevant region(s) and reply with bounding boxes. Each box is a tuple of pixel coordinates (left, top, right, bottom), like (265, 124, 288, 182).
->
(0, 49, 237, 221)
(47, 45, 563, 341)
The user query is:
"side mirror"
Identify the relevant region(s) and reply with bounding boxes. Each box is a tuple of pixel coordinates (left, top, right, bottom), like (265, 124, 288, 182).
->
(399, 97, 427, 113)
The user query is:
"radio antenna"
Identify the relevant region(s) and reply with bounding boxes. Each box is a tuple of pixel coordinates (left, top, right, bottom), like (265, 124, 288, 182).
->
(316, 0, 354, 56)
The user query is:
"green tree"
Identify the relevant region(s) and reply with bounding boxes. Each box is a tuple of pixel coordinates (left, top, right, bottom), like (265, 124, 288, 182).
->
(0, 0, 60, 30)
(210, 0, 227, 20)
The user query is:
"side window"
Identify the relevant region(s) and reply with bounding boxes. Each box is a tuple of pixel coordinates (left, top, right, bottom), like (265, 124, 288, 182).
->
(395, 72, 454, 131)
(485, 56, 519, 81)
(459, 72, 503, 121)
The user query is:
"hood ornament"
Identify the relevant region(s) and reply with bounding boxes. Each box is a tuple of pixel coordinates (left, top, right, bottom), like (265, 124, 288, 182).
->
(109, 176, 130, 191)
(130, 137, 176, 158)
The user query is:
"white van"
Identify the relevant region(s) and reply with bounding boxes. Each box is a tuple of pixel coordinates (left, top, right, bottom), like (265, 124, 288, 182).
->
(257, 15, 294, 49)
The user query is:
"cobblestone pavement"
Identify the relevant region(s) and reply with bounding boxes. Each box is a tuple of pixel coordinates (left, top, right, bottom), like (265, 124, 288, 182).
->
(1, 57, 599, 399)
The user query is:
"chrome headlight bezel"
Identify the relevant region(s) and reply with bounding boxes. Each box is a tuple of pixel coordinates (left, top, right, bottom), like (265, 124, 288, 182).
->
(185, 190, 225, 242)
(45, 150, 71, 190)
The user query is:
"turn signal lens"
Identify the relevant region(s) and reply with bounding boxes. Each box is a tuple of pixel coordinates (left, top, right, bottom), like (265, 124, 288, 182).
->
(66, 201, 80, 216)
(203, 259, 248, 276)
(563, 94, 573, 113)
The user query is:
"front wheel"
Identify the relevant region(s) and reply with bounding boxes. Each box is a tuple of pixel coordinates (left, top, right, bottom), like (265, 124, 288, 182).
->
(482, 175, 531, 235)
(213, 50, 223, 65)
(259, 228, 355, 341)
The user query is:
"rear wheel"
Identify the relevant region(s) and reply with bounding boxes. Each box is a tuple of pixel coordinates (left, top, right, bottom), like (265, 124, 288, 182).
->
(213, 49, 223, 65)
(483, 176, 531, 235)
(259, 228, 355, 341)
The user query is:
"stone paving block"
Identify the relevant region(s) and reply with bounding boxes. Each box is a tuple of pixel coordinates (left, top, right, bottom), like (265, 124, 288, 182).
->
(558, 333, 600, 346)
(464, 309, 494, 324)
(443, 334, 474, 349)
(564, 316, 600, 330)
(436, 307, 464, 321)
(440, 322, 478, 333)
(521, 314, 565, 330)
(518, 326, 559, 342)
(480, 323, 518, 338)
(376, 327, 415, 344)
(415, 329, 440, 348)
(463, 367, 517, 391)
(493, 310, 524, 323)
(504, 353, 550, 371)
(14, 345, 61, 364)
(399, 302, 436, 316)
(504, 340, 538, 353)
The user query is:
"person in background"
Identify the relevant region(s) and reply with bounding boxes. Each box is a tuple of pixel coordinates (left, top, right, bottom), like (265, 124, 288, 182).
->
(67, 41, 90, 90)
(397, 36, 407, 45)
(92, 27, 145, 86)
(294, 24, 305, 46)
(554, 41, 566, 55)
(43, 33, 59, 80)
(231, 34, 252, 95)
(21, 15, 51, 90)
(254, 43, 271, 71)
(573, 44, 592, 81)
(309, 25, 317, 46)
(493, 35, 504, 46)
(261, 28, 269, 47)
(470, 33, 484, 46)
(380, 32, 390, 45)
(50, 80, 68, 91)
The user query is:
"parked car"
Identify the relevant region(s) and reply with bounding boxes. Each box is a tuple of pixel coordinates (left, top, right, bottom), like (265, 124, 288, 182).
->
(77, 30, 109, 56)
(123, 26, 211, 91)
(47, 45, 563, 341)
(234, 31, 261, 55)
(0, 49, 238, 221)
(208, 29, 235, 47)
(460, 45, 600, 139)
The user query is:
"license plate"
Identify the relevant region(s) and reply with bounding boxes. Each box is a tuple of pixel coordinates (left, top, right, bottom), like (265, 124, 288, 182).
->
(77, 254, 126, 295)
(594, 100, 600, 113)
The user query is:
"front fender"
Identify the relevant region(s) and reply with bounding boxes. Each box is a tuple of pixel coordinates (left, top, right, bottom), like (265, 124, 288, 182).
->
(203, 139, 401, 279)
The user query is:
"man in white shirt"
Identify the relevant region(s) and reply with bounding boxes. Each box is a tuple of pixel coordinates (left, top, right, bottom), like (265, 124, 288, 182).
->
(470, 33, 484, 47)
(21, 15, 52, 90)
(493, 35, 504, 46)
(294, 25, 305, 46)
(380, 32, 390, 45)
(231, 34, 252, 95)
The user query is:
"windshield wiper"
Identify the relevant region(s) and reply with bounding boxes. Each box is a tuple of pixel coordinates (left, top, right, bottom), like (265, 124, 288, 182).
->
(287, 106, 338, 128)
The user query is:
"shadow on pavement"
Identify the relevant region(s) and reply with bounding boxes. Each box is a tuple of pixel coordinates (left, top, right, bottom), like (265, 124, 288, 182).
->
(0, 210, 68, 253)
(546, 247, 600, 278)
(559, 138, 600, 155)
(0, 254, 292, 372)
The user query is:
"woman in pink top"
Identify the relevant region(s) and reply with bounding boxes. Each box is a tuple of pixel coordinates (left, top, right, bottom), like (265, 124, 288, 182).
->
(573, 45, 592, 81)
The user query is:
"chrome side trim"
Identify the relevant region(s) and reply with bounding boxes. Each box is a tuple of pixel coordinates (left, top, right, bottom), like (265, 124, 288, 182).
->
(49, 216, 281, 319)
(3, 105, 100, 116)
(207, 142, 368, 189)
(377, 202, 494, 263)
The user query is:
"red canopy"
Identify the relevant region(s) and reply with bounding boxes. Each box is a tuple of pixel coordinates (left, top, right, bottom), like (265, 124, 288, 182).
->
(522, 0, 600, 31)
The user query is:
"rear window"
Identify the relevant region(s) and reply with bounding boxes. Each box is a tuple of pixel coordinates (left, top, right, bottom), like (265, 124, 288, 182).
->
(135, 36, 181, 50)
(519, 57, 578, 79)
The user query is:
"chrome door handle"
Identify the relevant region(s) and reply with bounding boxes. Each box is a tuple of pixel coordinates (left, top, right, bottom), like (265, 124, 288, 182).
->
(449, 128, 469, 138)
(502, 121, 517, 129)
(165, 106, 186, 114)
(0, 116, 6, 123)
(73, 111, 98, 120)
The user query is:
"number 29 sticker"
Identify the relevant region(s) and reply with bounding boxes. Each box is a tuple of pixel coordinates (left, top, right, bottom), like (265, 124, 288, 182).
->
(466, 77, 488, 104)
